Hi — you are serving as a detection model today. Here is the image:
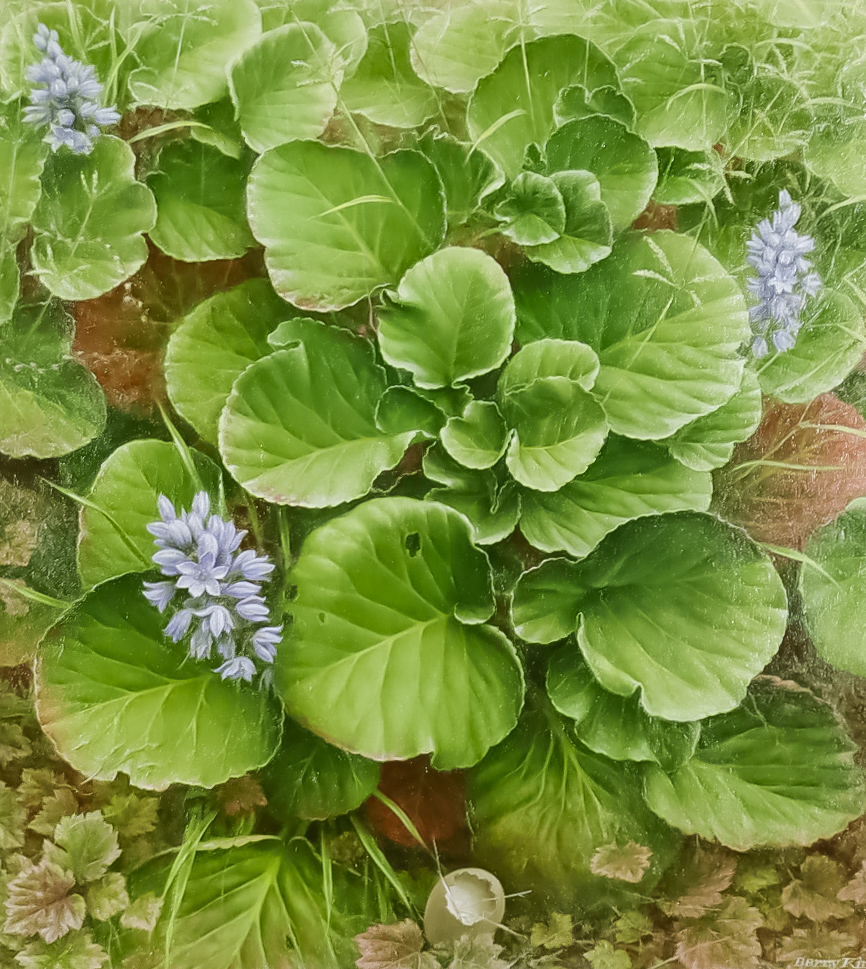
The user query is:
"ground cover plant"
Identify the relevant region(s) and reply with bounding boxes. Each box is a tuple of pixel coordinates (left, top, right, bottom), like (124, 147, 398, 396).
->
(5, 0, 866, 965)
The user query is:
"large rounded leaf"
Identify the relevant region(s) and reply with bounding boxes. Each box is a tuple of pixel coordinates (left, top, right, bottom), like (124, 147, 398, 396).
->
(247, 142, 445, 311)
(165, 280, 295, 443)
(513, 232, 749, 440)
(76, 439, 224, 589)
(467, 35, 620, 178)
(31, 138, 156, 301)
(219, 323, 414, 507)
(276, 498, 525, 769)
(644, 679, 866, 850)
(377, 247, 515, 389)
(468, 699, 680, 907)
(35, 575, 283, 791)
(519, 436, 711, 558)
(512, 512, 788, 721)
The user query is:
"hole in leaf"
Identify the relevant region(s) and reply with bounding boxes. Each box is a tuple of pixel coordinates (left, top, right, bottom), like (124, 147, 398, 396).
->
(286, 584, 298, 602)
(317, 612, 325, 623)
(405, 532, 421, 556)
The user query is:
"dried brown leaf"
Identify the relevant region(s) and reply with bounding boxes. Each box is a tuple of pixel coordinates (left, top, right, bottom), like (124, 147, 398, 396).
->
(448, 935, 508, 969)
(777, 925, 858, 962)
(591, 842, 652, 884)
(355, 920, 438, 969)
(781, 855, 853, 921)
(674, 897, 762, 969)
(218, 775, 267, 817)
(658, 843, 738, 918)
(4, 859, 85, 943)
(0, 781, 26, 850)
(838, 859, 866, 905)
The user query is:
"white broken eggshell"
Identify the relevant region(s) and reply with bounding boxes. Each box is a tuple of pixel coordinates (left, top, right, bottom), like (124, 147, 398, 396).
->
(423, 867, 506, 945)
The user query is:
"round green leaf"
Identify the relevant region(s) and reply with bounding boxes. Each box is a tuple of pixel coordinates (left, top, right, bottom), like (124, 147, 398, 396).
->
(148, 140, 254, 262)
(417, 133, 503, 229)
(128, 0, 262, 110)
(806, 118, 866, 197)
(546, 117, 658, 228)
(499, 339, 600, 395)
(30, 138, 156, 301)
(0, 302, 106, 459)
(276, 497, 525, 768)
(644, 679, 866, 849)
(36, 575, 283, 791)
(512, 512, 788, 722)
(341, 22, 438, 128)
(0, 102, 46, 242)
(519, 436, 712, 558)
(513, 232, 750, 440)
(755, 290, 866, 404)
(800, 498, 866, 677)
(727, 74, 812, 163)
(228, 23, 342, 152)
(468, 698, 680, 907)
(257, 0, 368, 74)
(554, 83, 637, 129)
(547, 647, 700, 769)
(467, 35, 621, 178)
(377, 247, 515, 390)
(247, 142, 445, 311)
(653, 147, 724, 206)
(76, 439, 224, 589)
(375, 386, 446, 439)
(165, 280, 295, 443)
(262, 718, 381, 821)
(495, 172, 566, 246)
(441, 401, 508, 471)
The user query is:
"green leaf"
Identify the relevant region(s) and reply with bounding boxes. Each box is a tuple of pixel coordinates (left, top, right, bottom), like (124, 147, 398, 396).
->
(219, 324, 414, 507)
(14, 930, 107, 969)
(665, 368, 762, 472)
(31, 138, 157, 301)
(256, 0, 368, 73)
(547, 648, 700, 769)
(147, 140, 254, 263)
(417, 133, 503, 229)
(0, 102, 46, 242)
(35, 575, 283, 791)
(262, 717, 380, 821)
(519, 436, 711, 559)
(755, 290, 866, 404)
(513, 232, 749, 440)
(468, 698, 679, 907)
(546, 117, 658, 228)
(0, 779, 26, 849)
(727, 74, 812, 163)
(341, 22, 438, 128)
(498, 338, 600, 394)
(441, 401, 508, 471)
(554, 84, 637, 129)
(807, 118, 866, 197)
(467, 35, 621, 178)
(653, 147, 724, 205)
(86, 872, 129, 921)
(375, 386, 446, 439)
(76, 439, 223, 588)
(277, 497, 525, 768)
(51, 813, 121, 884)
(512, 512, 788, 721)
(0, 302, 106, 459)
(377, 247, 515, 389)
(165, 280, 294, 444)
(228, 23, 342, 152)
(127, 0, 262, 110)
(248, 142, 444, 311)
(495, 172, 566, 246)
(424, 447, 521, 546)
(0, 239, 19, 323)
(644, 679, 866, 849)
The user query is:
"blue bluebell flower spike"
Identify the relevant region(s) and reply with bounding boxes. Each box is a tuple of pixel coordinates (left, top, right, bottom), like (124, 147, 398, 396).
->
(746, 189, 822, 359)
(24, 23, 121, 155)
(143, 492, 283, 687)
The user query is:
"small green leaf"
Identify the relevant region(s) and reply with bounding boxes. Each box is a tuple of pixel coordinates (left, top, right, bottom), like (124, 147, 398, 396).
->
(644, 679, 866, 849)
(51, 813, 121, 884)
(86, 872, 129, 921)
(375, 386, 446, 439)
(417, 133, 503, 229)
(0, 239, 19, 323)
(441, 401, 508, 471)
(727, 74, 812, 163)
(31, 138, 156, 301)
(653, 147, 724, 205)
(277, 497, 525, 768)
(36, 575, 283, 791)
(554, 84, 637, 129)
(377, 246, 515, 389)
(499, 339, 600, 395)
(228, 23, 342, 152)
(0, 101, 46, 243)
(248, 142, 445, 311)
(807, 117, 866, 197)
(495, 172, 566, 246)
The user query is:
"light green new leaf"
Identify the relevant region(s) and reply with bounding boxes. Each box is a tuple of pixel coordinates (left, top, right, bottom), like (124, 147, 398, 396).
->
(547, 648, 700, 770)
(644, 679, 866, 849)
(0, 302, 105, 459)
(77, 439, 223, 589)
(495, 172, 566, 246)
(128, 0, 262, 110)
(512, 512, 788, 721)
(0, 240, 20, 325)
(417, 133, 503, 229)
(248, 141, 445, 311)
(220, 325, 413, 507)
(513, 232, 749, 440)
(31, 137, 156, 301)
(262, 718, 380, 821)
(727, 74, 812, 163)
(546, 117, 657, 228)
(148, 140, 254, 262)
(653, 147, 724, 206)
(277, 498, 525, 768)
(341, 22, 438, 128)
(257, 0, 368, 72)
(0, 102, 46, 242)
(52, 813, 121, 884)
(756, 290, 865, 404)
(554, 84, 637, 129)
(377, 246, 515, 389)
(520, 436, 711, 558)
(807, 119, 866, 197)
(36, 575, 283, 791)
(441, 401, 509, 471)
(228, 23, 342, 152)
(499, 339, 600, 395)
(376, 386, 446, 439)
(165, 280, 295, 443)
(468, 699, 680, 907)
(467, 35, 620, 178)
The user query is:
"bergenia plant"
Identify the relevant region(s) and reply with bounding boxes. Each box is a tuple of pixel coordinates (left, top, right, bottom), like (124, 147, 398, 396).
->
(3, 0, 866, 967)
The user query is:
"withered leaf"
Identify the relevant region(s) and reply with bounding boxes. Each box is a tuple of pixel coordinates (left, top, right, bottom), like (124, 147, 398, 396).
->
(448, 935, 508, 969)
(674, 897, 762, 969)
(777, 925, 858, 962)
(14, 928, 108, 969)
(355, 920, 439, 969)
(838, 859, 866, 905)
(218, 775, 267, 817)
(781, 855, 853, 921)
(590, 842, 652, 884)
(658, 843, 737, 918)
(4, 859, 85, 944)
